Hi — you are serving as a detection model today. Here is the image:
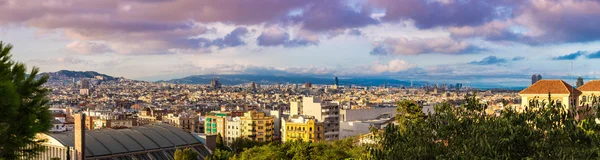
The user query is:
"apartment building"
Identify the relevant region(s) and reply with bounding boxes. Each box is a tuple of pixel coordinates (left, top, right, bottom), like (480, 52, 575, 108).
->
(240, 110, 275, 142)
(162, 112, 201, 133)
(205, 112, 229, 136)
(291, 96, 340, 140)
(281, 115, 324, 143)
(225, 116, 242, 143)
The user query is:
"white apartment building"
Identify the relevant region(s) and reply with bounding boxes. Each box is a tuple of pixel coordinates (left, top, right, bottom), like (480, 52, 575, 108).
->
(225, 116, 242, 143)
(291, 96, 340, 141)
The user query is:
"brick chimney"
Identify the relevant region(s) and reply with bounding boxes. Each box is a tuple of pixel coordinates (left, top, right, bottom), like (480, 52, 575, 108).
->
(74, 113, 86, 160)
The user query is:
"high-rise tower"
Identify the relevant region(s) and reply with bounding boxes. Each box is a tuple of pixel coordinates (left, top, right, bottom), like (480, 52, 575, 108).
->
(577, 77, 584, 88)
(334, 77, 339, 86)
(531, 74, 538, 84)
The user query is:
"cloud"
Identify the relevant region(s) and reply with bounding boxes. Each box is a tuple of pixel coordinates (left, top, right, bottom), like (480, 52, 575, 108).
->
(369, 0, 519, 29)
(257, 27, 290, 46)
(468, 56, 525, 65)
(256, 27, 319, 47)
(197, 27, 249, 48)
(370, 37, 483, 55)
(447, 0, 600, 44)
(290, 0, 379, 31)
(66, 41, 112, 54)
(370, 59, 415, 73)
(29, 57, 88, 65)
(586, 51, 600, 59)
(347, 29, 362, 36)
(512, 57, 525, 61)
(468, 56, 507, 65)
(552, 51, 585, 60)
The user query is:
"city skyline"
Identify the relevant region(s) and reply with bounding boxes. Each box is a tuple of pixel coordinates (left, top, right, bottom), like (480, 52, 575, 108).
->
(3, 0, 600, 86)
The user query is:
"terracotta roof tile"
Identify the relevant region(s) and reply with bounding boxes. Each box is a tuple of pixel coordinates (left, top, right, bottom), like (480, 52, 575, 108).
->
(578, 80, 600, 91)
(519, 80, 581, 95)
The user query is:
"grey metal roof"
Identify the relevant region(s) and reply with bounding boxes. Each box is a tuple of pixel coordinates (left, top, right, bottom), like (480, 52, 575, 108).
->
(46, 124, 204, 158)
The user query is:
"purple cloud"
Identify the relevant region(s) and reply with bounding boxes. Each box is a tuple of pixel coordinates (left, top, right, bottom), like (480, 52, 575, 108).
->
(257, 27, 319, 47)
(66, 41, 112, 54)
(369, 0, 519, 29)
(370, 37, 484, 55)
(197, 27, 249, 48)
(290, 0, 379, 31)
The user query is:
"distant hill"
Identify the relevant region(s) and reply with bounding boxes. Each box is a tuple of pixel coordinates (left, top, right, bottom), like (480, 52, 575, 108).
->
(159, 74, 427, 87)
(42, 70, 121, 81)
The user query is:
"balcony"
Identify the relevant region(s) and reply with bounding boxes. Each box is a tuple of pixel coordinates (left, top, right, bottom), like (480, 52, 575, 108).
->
(324, 131, 339, 135)
(322, 114, 339, 118)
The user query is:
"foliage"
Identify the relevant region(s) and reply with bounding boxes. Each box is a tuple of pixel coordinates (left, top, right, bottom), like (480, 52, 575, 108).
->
(229, 138, 268, 154)
(233, 137, 365, 160)
(216, 133, 228, 151)
(0, 42, 52, 159)
(174, 148, 199, 160)
(206, 149, 235, 160)
(395, 100, 424, 132)
(368, 94, 600, 159)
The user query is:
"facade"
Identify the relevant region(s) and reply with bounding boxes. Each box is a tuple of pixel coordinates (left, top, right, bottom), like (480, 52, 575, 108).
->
(290, 98, 302, 116)
(162, 112, 201, 133)
(281, 115, 324, 143)
(86, 114, 138, 130)
(204, 112, 229, 136)
(269, 110, 283, 140)
(299, 96, 340, 140)
(240, 110, 275, 142)
(518, 80, 581, 111)
(577, 80, 600, 107)
(225, 116, 242, 143)
(339, 107, 396, 139)
(138, 107, 167, 125)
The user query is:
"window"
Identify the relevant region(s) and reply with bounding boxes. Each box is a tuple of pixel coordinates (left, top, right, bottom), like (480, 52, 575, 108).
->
(556, 99, 562, 107)
(583, 96, 587, 102)
(309, 127, 312, 131)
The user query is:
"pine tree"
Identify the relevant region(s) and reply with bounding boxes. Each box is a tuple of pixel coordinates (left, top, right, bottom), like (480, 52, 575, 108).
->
(0, 42, 52, 159)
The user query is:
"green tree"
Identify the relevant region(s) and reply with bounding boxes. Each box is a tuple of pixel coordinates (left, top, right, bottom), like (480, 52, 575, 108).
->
(206, 149, 235, 160)
(215, 133, 228, 151)
(368, 94, 600, 159)
(395, 100, 424, 132)
(174, 148, 199, 160)
(0, 42, 52, 159)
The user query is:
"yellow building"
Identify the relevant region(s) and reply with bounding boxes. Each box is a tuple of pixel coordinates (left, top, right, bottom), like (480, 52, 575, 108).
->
(281, 115, 324, 143)
(240, 110, 274, 142)
(518, 80, 581, 111)
(578, 80, 600, 106)
(205, 112, 230, 136)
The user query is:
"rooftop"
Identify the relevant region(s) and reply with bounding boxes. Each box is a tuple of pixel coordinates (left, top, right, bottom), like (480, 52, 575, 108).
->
(45, 124, 211, 159)
(578, 80, 600, 91)
(519, 80, 581, 95)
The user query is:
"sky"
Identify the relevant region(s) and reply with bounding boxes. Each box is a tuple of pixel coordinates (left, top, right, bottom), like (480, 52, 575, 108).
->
(2, 0, 600, 87)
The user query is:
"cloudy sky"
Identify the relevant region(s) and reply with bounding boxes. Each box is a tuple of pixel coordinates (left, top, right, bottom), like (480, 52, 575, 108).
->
(2, 0, 600, 86)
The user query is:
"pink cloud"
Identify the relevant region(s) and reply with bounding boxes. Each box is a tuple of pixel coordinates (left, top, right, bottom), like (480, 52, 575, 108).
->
(66, 41, 111, 54)
(370, 37, 483, 55)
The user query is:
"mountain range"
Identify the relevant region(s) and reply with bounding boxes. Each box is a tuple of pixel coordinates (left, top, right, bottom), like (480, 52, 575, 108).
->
(42, 70, 121, 82)
(158, 74, 428, 87)
(40, 70, 528, 89)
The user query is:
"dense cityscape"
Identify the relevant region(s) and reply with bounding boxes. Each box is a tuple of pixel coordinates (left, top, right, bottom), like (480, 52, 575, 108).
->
(37, 69, 525, 159)
(3, 0, 600, 159)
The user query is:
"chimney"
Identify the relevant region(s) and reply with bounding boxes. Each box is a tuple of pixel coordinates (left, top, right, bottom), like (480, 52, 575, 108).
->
(74, 113, 86, 160)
